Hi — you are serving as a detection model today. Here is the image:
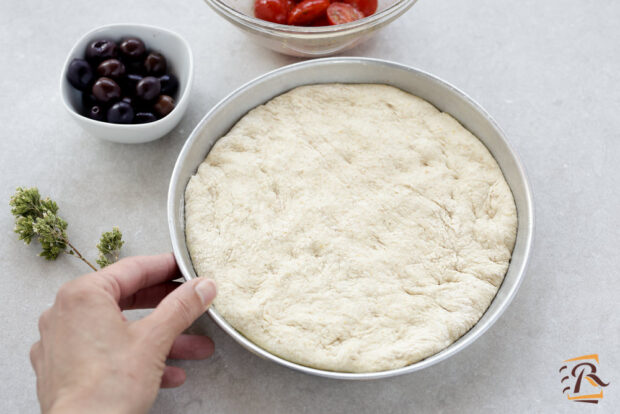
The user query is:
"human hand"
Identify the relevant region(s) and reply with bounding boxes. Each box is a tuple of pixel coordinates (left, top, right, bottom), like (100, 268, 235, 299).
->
(30, 253, 217, 414)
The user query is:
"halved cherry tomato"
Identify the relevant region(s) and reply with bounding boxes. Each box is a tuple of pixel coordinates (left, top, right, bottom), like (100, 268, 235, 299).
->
(254, 0, 289, 24)
(339, 0, 377, 17)
(288, 0, 331, 26)
(326, 2, 364, 25)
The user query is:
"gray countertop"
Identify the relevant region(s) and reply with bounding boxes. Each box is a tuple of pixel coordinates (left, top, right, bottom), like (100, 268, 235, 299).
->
(1, 0, 618, 412)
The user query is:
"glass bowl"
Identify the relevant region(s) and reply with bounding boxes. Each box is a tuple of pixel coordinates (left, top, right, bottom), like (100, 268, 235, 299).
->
(203, 0, 419, 57)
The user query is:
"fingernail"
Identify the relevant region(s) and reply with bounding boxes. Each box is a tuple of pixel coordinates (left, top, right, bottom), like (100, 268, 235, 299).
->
(195, 279, 217, 306)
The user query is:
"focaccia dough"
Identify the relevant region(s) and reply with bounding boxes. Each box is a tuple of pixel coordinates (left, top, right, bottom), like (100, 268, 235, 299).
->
(185, 84, 517, 372)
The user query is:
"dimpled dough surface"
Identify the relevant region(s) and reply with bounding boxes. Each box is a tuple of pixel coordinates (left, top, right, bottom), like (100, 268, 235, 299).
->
(185, 84, 518, 373)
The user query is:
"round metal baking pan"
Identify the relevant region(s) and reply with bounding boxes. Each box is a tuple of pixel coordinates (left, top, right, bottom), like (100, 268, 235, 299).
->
(168, 57, 534, 380)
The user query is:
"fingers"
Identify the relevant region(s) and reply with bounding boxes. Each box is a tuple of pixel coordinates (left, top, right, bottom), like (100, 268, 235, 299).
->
(161, 366, 186, 388)
(168, 335, 215, 360)
(38, 309, 51, 334)
(135, 278, 216, 350)
(119, 281, 181, 310)
(30, 341, 42, 374)
(160, 335, 215, 389)
(95, 253, 181, 303)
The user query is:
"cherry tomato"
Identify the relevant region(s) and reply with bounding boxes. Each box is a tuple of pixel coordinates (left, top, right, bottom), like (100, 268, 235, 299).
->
(254, 0, 289, 24)
(326, 2, 364, 25)
(312, 15, 330, 26)
(339, 0, 377, 16)
(288, 0, 330, 26)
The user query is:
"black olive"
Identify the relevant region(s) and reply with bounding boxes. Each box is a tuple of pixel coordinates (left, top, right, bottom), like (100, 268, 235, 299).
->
(134, 112, 158, 123)
(119, 38, 147, 61)
(66, 59, 94, 90)
(135, 76, 161, 101)
(85, 39, 117, 64)
(154, 95, 175, 117)
(92, 77, 121, 103)
(97, 59, 126, 79)
(85, 105, 105, 121)
(144, 52, 166, 76)
(107, 101, 134, 124)
(123, 73, 143, 94)
(159, 73, 179, 96)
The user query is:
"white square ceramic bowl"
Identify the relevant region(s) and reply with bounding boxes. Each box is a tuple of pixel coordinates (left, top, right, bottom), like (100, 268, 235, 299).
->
(60, 23, 193, 144)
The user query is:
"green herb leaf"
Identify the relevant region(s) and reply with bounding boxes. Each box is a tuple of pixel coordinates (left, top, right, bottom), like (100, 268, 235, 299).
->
(9, 187, 100, 271)
(97, 227, 124, 268)
(10, 187, 68, 260)
(32, 212, 69, 260)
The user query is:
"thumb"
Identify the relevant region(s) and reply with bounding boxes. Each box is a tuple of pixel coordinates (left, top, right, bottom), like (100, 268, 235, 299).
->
(137, 278, 217, 349)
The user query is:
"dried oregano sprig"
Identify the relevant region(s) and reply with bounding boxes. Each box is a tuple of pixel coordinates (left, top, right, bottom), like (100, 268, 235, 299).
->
(96, 227, 124, 268)
(10, 187, 124, 271)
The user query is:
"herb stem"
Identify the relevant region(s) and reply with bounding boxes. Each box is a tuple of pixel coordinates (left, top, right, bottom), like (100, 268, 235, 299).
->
(66, 240, 97, 271)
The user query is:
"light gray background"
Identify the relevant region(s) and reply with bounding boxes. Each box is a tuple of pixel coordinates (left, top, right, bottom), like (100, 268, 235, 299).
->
(1, 0, 618, 413)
